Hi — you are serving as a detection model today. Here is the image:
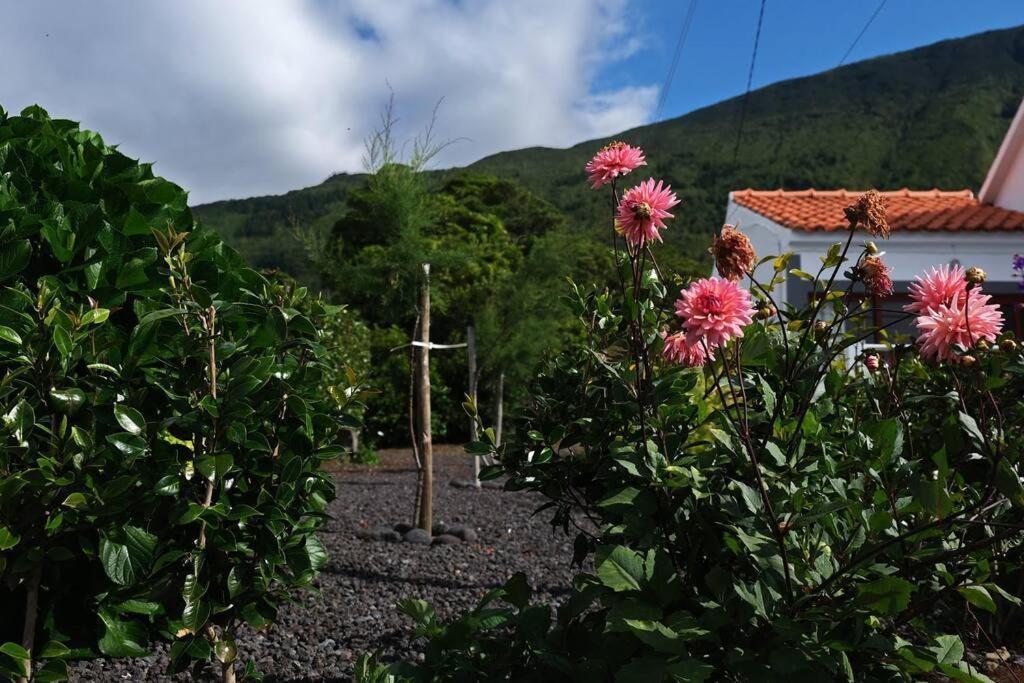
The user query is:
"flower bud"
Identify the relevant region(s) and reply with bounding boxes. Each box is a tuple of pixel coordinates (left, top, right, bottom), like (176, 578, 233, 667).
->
(754, 304, 776, 320)
(813, 320, 830, 339)
(965, 266, 987, 285)
(1001, 338, 1018, 353)
(864, 355, 880, 372)
(961, 354, 977, 367)
(976, 339, 991, 351)
(865, 241, 878, 255)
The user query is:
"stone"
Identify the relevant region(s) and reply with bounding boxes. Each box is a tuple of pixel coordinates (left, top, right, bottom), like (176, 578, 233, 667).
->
(432, 534, 461, 545)
(380, 529, 402, 543)
(432, 521, 449, 535)
(393, 522, 413, 534)
(404, 528, 432, 544)
(480, 479, 505, 490)
(446, 524, 478, 543)
(449, 478, 477, 489)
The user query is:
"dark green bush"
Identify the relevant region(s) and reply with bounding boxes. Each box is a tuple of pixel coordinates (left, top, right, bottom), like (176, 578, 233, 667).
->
(0, 105, 357, 682)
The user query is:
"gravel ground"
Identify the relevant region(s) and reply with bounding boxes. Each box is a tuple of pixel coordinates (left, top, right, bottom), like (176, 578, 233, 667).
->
(69, 446, 578, 682)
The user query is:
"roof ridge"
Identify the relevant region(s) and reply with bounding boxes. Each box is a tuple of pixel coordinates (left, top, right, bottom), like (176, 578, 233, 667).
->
(732, 187, 974, 197)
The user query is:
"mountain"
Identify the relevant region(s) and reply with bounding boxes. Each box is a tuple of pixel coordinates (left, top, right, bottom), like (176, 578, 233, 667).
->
(194, 26, 1024, 287)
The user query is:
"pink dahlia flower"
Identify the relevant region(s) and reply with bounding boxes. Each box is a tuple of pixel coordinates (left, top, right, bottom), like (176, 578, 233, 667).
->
(616, 178, 680, 247)
(904, 264, 966, 315)
(915, 289, 1003, 362)
(585, 141, 646, 189)
(662, 332, 711, 367)
(674, 277, 755, 349)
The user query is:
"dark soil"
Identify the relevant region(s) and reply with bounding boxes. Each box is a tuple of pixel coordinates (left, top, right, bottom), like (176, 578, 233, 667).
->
(68, 446, 577, 682)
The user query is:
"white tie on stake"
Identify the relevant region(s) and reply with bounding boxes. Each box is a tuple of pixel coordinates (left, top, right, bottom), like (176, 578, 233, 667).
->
(411, 341, 468, 350)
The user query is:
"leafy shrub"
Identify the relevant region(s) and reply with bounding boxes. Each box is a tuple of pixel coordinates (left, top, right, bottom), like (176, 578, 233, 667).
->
(0, 105, 356, 682)
(363, 146, 1024, 681)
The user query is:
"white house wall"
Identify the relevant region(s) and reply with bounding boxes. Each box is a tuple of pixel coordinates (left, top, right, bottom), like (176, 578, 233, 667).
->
(790, 231, 1023, 285)
(725, 199, 1024, 298)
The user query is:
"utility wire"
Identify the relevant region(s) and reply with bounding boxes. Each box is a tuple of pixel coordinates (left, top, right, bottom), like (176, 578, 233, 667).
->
(732, 0, 767, 164)
(838, 0, 888, 66)
(654, 0, 699, 123)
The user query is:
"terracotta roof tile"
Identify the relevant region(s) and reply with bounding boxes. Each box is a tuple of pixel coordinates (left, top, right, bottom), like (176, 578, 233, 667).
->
(731, 189, 1024, 232)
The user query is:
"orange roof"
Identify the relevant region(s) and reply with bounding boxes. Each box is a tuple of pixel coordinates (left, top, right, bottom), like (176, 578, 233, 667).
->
(731, 188, 1024, 232)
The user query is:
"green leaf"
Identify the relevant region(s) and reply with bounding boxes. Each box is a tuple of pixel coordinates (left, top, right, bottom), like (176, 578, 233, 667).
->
(995, 460, 1024, 507)
(820, 242, 845, 268)
(930, 635, 965, 665)
(958, 412, 986, 450)
(114, 404, 146, 436)
(136, 307, 186, 328)
(958, 586, 997, 614)
(99, 526, 156, 586)
(4, 399, 34, 442)
(80, 308, 110, 325)
(916, 479, 952, 518)
(106, 432, 147, 458)
(97, 610, 148, 657)
(0, 239, 31, 281)
(397, 598, 436, 626)
(33, 658, 69, 682)
(773, 252, 793, 272)
(0, 526, 20, 550)
(182, 599, 211, 634)
(49, 388, 86, 415)
(38, 641, 71, 659)
(856, 576, 915, 614)
(53, 326, 73, 358)
(0, 642, 30, 660)
(596, 546, 644, 592)
(0, 325, 22, 345)
(61, 493, 87, 509)
(100, 539, 133, 586)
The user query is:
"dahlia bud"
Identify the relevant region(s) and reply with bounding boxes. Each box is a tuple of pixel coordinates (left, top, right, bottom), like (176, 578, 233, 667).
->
(961, 355, 977, 367)
(864, 355, 880, 372)
(976, 339, 991, 351)
(865, 241, 878, 255)
(754, 304, 776, 320)
(965, 266, 987, 285)
(1001, 338, 1018, 353)
(813, 320, 830, 339)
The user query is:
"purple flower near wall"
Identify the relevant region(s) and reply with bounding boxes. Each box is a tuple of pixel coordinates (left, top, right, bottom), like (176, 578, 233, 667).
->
(1015, 253, 1024, 290)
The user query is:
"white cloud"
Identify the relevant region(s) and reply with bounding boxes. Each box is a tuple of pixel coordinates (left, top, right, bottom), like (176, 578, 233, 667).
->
(0, 0, 657, 204)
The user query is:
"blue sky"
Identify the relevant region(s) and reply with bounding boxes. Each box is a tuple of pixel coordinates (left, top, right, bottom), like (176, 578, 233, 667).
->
(612, 0, 1023, 122)
(1, 1, 1019, 203)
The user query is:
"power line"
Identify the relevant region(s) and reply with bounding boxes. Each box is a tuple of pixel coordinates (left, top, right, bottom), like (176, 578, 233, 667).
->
(732, 0, 767, 164)
(838, 0, 888, 66)
(654, 0, 699, 123)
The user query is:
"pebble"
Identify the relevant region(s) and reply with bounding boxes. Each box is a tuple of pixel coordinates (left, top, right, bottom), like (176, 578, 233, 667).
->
(69, 446, 579, 681)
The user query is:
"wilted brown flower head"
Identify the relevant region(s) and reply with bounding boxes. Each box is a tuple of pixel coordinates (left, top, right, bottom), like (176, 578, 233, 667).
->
(711, 225, 757, 282)
(859, 255, 894, 299)
(965, 266, 987, 285)
(844, 190, 889, 239)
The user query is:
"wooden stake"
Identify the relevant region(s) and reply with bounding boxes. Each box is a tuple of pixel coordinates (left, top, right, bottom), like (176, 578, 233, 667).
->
(467, 325, 480, 487)
(495, 370, 505, 448)
(16, 565, 41, 683)
(416, 264, 433, 534)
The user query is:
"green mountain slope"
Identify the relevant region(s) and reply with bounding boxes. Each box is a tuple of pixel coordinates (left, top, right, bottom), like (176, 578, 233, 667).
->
(194, 25, 1024, 286)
